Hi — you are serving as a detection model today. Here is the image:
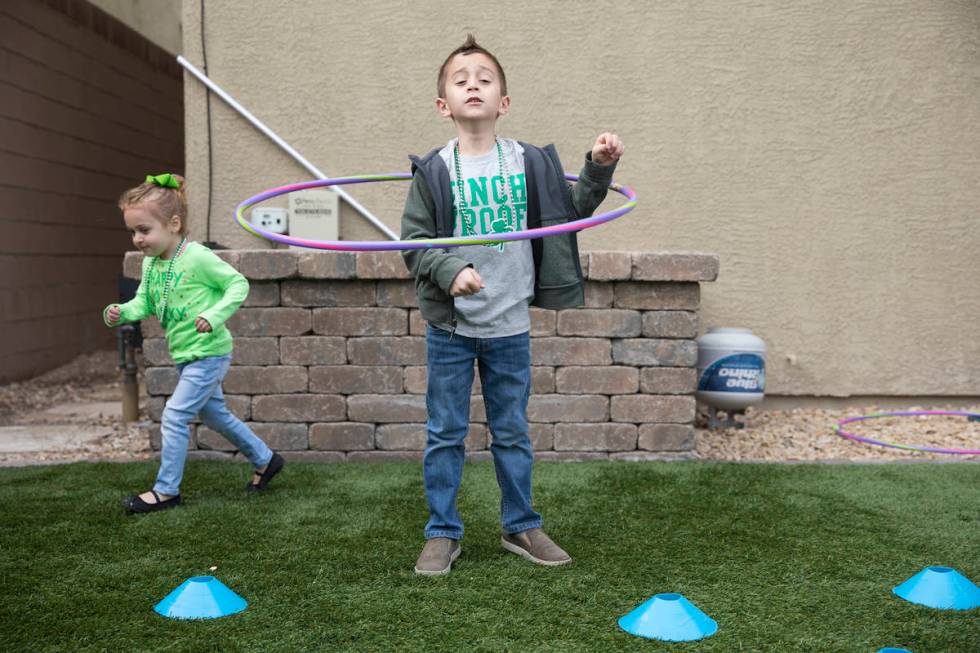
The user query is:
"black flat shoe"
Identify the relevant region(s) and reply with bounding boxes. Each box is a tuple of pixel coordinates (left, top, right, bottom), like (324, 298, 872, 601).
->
(246, 452, 285, 492)
(122, 490, 181, 514)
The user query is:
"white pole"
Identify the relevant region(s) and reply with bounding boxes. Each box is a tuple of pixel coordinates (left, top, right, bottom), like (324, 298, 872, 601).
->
(177, 55, 399, 240)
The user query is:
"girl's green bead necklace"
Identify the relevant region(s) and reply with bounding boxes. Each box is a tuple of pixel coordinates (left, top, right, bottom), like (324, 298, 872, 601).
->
(150, 237, 186, 327)
(452, 137, 517, 228)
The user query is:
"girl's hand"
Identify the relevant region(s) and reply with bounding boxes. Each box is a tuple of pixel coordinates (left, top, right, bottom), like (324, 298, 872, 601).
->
(195, 316, 213, 333)
(592, 132, 625, 166)
(449, 268, 485, 297)
(106, 305, 121, 325)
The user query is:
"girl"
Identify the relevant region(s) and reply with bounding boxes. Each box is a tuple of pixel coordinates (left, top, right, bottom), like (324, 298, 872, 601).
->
(104, 173, 284, 514)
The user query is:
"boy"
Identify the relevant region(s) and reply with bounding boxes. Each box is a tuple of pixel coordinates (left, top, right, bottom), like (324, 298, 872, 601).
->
(401, 35, 624, 576)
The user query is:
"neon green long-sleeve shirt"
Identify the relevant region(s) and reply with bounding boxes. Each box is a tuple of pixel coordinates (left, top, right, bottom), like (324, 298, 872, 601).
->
(104, 242, 249, 363)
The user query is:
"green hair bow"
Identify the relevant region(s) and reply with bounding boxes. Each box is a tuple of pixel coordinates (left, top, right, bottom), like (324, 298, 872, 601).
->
(145, 173, 180, 189)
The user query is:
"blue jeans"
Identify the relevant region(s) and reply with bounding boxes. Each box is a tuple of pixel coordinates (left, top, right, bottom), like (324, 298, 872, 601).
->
(423, 325, 542, 540)
(154, 354, 273, 496)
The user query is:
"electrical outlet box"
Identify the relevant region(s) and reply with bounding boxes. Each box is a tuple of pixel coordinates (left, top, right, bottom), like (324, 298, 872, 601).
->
(288, 189, 339, 247)
(251, 207, 289, 234)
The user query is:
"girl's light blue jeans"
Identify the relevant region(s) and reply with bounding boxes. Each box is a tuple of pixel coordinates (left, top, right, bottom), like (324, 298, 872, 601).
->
(423, 325, 542, 540)
(154, 354, 273, 496)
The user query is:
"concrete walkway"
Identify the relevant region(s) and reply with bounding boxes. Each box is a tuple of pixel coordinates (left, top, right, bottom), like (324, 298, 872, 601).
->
(0, 401, 119, 454)
(0, 393, 156, 466)
(0, 424, 112, 453)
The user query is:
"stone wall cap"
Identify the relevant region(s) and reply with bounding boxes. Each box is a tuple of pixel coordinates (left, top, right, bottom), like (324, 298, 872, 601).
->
(123, 249, 718, 282)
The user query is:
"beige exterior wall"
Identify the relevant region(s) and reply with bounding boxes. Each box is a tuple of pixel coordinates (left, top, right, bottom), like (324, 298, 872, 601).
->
(181, 0, 980, 398)
(88, 0, 182, 53)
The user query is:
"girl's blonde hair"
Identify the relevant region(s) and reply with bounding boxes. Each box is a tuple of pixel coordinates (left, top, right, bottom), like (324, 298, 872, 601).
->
(118, 174, 189, 235)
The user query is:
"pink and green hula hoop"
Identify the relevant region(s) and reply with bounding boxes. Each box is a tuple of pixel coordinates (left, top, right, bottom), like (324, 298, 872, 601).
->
(835, 410, 980, 455)
(235, 173, 637, 250)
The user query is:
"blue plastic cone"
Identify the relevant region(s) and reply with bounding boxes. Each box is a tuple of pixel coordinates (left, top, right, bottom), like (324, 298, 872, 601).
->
(154, 576, 248, 619)
(618, 593, 718, 642)
(892, 566, 980, 610)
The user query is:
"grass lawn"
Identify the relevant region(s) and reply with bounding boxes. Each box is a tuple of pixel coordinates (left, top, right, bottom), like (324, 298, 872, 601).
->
(1, 460, 977, 652)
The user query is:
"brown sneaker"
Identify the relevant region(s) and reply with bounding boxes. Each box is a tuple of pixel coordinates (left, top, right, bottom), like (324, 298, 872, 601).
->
(501, 528, 572, 566)
(413, 537, 461, 576)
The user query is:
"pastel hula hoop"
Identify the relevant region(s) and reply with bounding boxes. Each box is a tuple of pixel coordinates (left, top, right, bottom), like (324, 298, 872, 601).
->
(235, 173, 637, 251)
(834, 410, 980, 455)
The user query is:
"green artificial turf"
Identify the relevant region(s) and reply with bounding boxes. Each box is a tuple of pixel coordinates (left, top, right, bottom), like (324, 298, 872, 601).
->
(0, 460, 977, 652)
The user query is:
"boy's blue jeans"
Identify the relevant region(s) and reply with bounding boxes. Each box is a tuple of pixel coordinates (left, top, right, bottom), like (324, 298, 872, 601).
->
(154, 354, 273, 496)
(423, 325, 542, 540)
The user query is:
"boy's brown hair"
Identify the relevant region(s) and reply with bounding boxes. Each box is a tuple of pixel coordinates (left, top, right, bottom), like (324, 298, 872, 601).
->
(118, 174, 189, 235)
(437, 34, 507, 98)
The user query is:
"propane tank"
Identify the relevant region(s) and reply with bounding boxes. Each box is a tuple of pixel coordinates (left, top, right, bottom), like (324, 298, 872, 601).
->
(696, 328, 766, 424)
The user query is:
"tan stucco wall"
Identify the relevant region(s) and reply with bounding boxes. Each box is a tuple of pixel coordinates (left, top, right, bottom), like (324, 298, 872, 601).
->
(181, 0, 980, 398)
(89, 0, 182, 54)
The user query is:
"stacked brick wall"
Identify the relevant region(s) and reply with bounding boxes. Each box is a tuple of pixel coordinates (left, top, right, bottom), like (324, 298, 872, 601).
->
(124, 250, 718, 462)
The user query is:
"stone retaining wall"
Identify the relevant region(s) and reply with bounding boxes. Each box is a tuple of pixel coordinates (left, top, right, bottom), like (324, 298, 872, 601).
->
(124, 250, 718, 462)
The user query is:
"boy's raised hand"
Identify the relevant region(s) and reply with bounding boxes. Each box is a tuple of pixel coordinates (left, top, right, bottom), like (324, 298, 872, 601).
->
(105, 305, 121, 326)
(592, 132, 625, 166)
(449, 268, 485, 297)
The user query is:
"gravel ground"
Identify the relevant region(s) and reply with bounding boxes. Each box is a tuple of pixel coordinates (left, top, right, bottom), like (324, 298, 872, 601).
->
(695, 405, 979, 462)
(0, 351, 153, 466)
(0, 350, 120, 423)
(1, 352, 977, 464)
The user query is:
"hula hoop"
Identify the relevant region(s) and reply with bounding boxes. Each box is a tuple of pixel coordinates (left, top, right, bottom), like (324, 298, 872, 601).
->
(235, 173, 636, 251)
(834, 410, 980, 455)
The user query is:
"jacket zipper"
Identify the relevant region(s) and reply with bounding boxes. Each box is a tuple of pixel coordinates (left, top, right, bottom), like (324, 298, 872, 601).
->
(449, 301, 457, 341)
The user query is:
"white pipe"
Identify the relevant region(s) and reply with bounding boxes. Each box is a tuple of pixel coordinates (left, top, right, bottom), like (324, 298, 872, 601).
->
(177, 55, 399, 240)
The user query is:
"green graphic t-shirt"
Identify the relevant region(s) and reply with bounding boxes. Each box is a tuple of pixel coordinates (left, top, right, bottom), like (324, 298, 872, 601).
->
(104, 242, 249, 363)
(438, 137, 535, 337)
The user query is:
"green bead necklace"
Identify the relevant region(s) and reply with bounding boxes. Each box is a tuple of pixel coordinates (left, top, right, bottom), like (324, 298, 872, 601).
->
(149, 237, 186, 327)
(452, 137, 517, 233)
